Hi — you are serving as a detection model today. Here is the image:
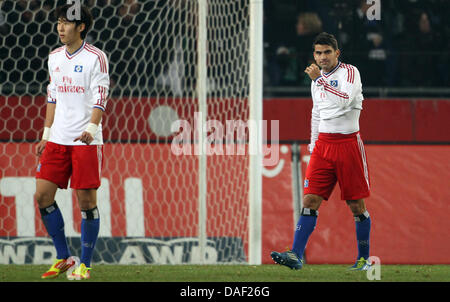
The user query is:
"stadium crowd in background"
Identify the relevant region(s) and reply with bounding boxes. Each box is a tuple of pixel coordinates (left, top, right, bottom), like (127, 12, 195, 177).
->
(1, 0, 449, 95)
(264, 0, 450, 88)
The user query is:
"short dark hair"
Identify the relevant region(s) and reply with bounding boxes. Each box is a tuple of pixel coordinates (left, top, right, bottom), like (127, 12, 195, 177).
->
(312, 32, 339, 51)
(55, 4, 93, 39)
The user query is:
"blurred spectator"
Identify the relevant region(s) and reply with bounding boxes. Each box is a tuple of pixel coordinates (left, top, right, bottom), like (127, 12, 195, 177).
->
(294, 12, 323, 85)
(403, 11, 447, 87)
(339, 0, 389, 86)
(270, 12, 322, 86)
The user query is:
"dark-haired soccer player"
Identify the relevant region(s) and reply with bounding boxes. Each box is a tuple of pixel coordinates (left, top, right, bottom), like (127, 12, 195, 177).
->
(35, 4, 109, 280)
(271, 32, 372, 271)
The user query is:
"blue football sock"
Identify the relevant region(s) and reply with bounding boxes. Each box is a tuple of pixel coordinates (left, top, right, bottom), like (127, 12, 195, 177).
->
(40, 201, 70, 260)
(355, 211, 371, 260)
(80, 207, 100, 268)
(292, 208, 318, 259)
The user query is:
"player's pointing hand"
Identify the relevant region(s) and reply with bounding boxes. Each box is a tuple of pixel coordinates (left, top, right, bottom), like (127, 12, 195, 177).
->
(74, 132, 94, 145)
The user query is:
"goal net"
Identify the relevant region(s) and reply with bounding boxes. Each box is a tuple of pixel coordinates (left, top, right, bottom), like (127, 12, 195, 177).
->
(0, 0, 263, 265)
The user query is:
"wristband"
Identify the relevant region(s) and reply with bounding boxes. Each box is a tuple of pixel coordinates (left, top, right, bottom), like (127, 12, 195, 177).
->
(42, 127, 51, 140)
(85, 123, 98, 137)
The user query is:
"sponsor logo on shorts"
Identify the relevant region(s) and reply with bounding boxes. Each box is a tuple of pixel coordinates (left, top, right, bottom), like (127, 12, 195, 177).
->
(37, 163, 41, 172)
(304, 179, 309, 188)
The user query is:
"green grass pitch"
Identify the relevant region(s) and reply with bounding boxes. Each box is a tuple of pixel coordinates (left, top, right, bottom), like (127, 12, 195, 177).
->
(1, 264, 449, 282)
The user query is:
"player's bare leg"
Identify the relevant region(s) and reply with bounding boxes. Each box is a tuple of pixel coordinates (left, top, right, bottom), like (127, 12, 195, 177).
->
(69, 188, 100, 279)
(34, 178, 58, 209)
(347, 199, 371, 270)
(35, 179, 73, 278)
(303, 193, 323, 211)
(76, 188, 97, 211)
(346, 199, 366, 216)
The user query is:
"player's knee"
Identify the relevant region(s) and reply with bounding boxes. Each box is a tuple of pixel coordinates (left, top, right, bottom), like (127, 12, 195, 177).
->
(76, 189, 97, 210)
(77, 194, 97, 210)
(346, 199, 365, 215)
(34, 191, 43, 206)
(78, 198, 96, 211)
(34, 191, 54, 208)
(303, 194, 322, 210)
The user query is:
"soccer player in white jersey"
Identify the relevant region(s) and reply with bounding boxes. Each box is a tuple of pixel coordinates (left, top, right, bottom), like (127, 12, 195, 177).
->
(35, 4, 109, 280)
(271, 32, 372, 271)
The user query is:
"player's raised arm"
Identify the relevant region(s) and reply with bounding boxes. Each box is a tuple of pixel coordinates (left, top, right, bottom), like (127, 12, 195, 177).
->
(314, 66, 361, 109)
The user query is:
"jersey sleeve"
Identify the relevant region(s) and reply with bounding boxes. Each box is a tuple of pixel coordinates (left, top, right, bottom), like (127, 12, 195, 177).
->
(314, 65, 361, 109)
(309, 82, 320, 153)
(47, 58, 57, 104)
(90, 51, 110, 111)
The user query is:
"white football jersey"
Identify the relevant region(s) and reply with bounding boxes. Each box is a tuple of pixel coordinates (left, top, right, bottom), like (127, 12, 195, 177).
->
(309, 61, 364, 152)
(47, 41, 109, 145)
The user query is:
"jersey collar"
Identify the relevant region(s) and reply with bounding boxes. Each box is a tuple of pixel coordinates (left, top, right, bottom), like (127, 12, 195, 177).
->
(322, 61, 341, 78)
(65, 41, 86, 59)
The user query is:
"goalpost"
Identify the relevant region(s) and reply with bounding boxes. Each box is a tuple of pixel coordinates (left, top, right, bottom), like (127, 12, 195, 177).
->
(196, 0, 263, 265)
(0, 0, 263, 265)
(248, 0, 263, 265)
